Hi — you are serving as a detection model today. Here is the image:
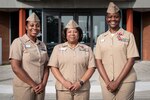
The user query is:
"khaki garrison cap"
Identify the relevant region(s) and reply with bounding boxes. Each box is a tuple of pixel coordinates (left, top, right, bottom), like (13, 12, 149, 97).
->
(65, 19, 79, 28)
(107, 2, 120, 13)
(26, 12, 40, 22)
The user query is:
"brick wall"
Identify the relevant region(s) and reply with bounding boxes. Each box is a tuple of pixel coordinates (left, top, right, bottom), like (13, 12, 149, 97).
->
(142, 12, 150, 60)
(0, 12, 10, 64)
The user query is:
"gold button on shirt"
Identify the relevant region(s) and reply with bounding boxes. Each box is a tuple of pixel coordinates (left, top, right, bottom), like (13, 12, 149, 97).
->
(95, 28, 139, 83)
(48, 42, 96, 90)
(9, 34, 49, 87)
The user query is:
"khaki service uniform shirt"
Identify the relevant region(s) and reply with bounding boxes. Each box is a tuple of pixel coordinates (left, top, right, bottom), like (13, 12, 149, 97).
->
(95, 28, 139, 83)
(9, 34, 49, 87)
(48, 42, 96, 90)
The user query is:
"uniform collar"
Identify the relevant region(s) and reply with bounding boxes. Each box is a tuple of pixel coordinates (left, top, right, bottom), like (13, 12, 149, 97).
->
(23, 34, 40, 45)
(62, 42, 69, 47)
(108, 28, 124, 36)
(62, 42, 83, 49)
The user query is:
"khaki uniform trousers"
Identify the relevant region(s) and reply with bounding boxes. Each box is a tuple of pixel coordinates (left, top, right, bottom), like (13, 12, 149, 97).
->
(13, 85, 45, 100)
(101, 82, 135, 100)
(56, 90, 89, 100)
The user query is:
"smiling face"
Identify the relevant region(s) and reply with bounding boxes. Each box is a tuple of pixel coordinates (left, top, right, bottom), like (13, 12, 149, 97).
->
(66, 28, 79, 44)
(26, 21, 40, 38)
(106, 12, 121, 30)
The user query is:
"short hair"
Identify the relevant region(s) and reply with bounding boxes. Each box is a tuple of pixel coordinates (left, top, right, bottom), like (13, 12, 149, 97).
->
(62, 27, 83, 42)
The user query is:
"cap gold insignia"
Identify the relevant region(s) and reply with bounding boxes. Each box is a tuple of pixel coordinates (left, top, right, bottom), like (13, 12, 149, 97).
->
(107, 2, 120, 13)
(26, 12, 40, 22)
(65, 19, 79, 28)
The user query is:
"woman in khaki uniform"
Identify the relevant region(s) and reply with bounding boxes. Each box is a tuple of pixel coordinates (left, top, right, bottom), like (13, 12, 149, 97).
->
(95, 2, 139, 100)
(48, 19, 96, 100)
(9, 12, 49, 100)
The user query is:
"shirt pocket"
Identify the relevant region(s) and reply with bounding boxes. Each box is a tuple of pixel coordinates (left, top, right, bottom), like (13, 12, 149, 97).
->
(40, 50, 48, 63)
(77, 50, 89, 67)
(22, 48, 31, 63)
(30, 48, 40, 62)
(57, 50, 67, 65)
(23, 47, 39, 62)
(100, 40, 111, 53)
(115, 40, 128, 52)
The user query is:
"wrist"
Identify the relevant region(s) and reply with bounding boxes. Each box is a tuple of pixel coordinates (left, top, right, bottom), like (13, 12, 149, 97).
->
(116, 79, 121, 84)
(42, 81, 46, 86)
(30, 82, 37, 88)
(105, 81, 110, 86)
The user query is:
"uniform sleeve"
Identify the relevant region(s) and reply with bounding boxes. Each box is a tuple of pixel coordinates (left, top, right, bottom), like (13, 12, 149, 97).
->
(47, 45, 59, 68)
(9, 38, 23, 61)
(95, 36, 102, 59)
(88, 47, 96, 68)
(127, 33, 139, 58)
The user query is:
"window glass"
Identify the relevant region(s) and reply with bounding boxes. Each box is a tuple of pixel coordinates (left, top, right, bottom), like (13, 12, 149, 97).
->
(78, 16, 91, 43)
(61, 16, 73, 42)
(46, 16, 59, 43)
(93, 16, 105, 44)
(61, 16, 73, 28)
(93, 16, 105, 52)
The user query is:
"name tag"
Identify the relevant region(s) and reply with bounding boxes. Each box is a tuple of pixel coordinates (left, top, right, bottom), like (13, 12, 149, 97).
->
(25, 44, 31, 48)
(101, 39, 105, 42)
(60, 47, 67, 51)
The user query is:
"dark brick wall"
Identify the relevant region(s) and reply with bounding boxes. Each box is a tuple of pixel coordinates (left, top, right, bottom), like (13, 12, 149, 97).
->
(0, 12, 10, 64)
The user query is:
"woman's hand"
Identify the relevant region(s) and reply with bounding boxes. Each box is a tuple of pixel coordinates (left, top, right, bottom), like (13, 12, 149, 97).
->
(70, 81, 81, 91)
(107, 58, 135, 93)
(107, 80, 120, 93)
(33, 82, 46, 94)
(62, 80, 73, 90)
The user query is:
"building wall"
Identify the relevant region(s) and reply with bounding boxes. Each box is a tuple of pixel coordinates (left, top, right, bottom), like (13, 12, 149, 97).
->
(142, 12, 150, 60)
(0, 12, 10, 64)
(0, 0, 150, 9)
